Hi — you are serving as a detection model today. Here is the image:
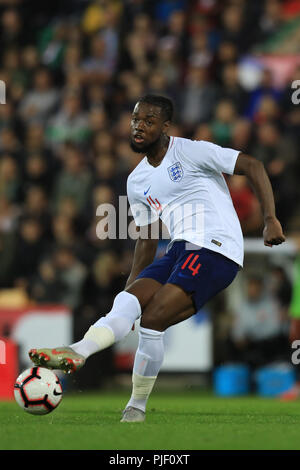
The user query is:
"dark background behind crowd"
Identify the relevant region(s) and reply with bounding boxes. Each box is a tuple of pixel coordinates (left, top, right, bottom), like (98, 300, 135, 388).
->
(0, 0, 300, 387)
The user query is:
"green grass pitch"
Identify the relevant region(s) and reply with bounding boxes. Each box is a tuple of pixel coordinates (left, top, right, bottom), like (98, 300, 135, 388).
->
(1, 390, 300, 450)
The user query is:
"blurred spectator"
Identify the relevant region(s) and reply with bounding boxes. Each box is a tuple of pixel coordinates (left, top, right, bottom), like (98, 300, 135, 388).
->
(180, 65, 218, 130)
(93, 153, 119, 187)
(245, 68, 282, 120)
(251, 122, 298, 228)
(92, 130, 114, 156)
(28, 259, 67, 304)
(18, 67, 60, 124)
(269, 265, 293, 313)
(21, 45, 40, 83)
(221, 62, 248, 114)
(86, 183, 118, 249)
(88, 107, 108, 135)
(51, 143, 92, 214)
(193, 123, 213, 142)
(46, 91, 90, 147)
(215, 40, 239, 72)
(220, 4, 249, 52)
(0, 127, 22, 159)
(2, 47, 27, 96)
(86, 84, 106, 109)
(231, 118, 253, 154)
(256, 0, 283, 43)
(147, 68, 174, 100)
(211, 99, 237, 146)
(81, 34, 116, 86)
(0, 196, 20, 233)
(52, 245, 87, 309)
(0, 9, 24, 48)
(81, 0, 123, 36)
(155, 36, 181, 87)
(0, 229, 16, 288)
(114, 110, 133, 139)
(252, 95, 280, 125)
(188, 32, 213, 70)
(120, 12, 157, 78)
(12, 216, 47, 288)
(51, 214, 83, 258)
(0, 101, 22, 135)
(93, 183, 115, 209)
(24, 123, 50, 155)
(22, 185, 51, 237)
(163, 9, 187, 58)
(23, 153, 54, 194)
(38, 20, 67, 69)
(114, 139, 142, 172)
(0, 154, 21, 202)
(78, 250, 125, 328)
(62, 43, 82, 80)
(228, 275, 290, 368)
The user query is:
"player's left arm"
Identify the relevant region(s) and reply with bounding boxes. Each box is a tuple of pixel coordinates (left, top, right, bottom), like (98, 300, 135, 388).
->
(233, 153, 285, 247)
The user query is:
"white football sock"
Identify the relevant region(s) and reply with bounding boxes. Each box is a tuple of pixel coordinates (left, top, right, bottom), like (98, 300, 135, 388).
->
(70, 291, 141, 359)
(126, 327, 165, 412)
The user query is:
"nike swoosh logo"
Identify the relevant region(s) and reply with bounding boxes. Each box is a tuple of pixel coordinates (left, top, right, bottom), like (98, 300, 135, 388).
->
(53, 389, 63, 396)
(144, 186, 151, 195)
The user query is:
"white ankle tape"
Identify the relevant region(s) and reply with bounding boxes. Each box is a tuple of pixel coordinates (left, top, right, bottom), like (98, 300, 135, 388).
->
(132, 373, 157, 400)
(84, 325, 115, 350)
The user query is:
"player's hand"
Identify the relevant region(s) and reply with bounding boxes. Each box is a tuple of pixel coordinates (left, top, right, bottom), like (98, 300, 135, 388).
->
(263, 217, 285, 247)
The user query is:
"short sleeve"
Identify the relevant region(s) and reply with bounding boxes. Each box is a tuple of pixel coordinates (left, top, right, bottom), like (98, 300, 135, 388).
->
(182, 139, 240, 175)
(127, 178, 158, 227)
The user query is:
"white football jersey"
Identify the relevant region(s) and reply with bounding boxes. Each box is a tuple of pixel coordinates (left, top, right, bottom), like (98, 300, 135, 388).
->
(127, 136, 244, 266)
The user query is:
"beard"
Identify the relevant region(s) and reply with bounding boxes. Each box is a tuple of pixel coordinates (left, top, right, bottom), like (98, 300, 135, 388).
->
(130, 135, 161, 154)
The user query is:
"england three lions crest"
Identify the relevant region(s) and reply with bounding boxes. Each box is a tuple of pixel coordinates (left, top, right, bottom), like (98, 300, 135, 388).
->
(167, 162, 184, 182)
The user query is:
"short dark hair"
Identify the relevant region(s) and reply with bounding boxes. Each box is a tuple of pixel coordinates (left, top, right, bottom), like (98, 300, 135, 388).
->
(138, 94, 174, 122)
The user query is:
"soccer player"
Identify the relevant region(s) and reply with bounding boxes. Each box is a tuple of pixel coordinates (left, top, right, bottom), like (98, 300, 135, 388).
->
(29, 95, 285, 422)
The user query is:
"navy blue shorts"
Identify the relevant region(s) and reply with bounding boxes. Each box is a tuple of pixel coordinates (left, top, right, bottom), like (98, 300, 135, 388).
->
(136, 241, 239, 311)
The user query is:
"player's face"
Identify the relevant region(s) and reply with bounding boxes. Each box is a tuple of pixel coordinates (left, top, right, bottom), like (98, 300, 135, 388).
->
(130, 102, 167, 153)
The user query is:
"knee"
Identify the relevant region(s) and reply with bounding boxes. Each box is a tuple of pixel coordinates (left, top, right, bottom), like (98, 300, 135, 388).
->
(140, 304, 168, 331)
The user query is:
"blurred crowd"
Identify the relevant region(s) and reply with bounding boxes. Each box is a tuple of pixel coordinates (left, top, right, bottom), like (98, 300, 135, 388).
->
(0, 0, 300, 354)
(214, 265, 293, 369)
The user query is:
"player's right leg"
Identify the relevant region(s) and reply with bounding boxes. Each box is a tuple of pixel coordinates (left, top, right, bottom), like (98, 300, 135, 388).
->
(29, 278, 162, 374)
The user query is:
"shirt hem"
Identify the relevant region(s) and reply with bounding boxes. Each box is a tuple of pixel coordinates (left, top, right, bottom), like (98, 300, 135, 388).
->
(167, 236, 243, 267)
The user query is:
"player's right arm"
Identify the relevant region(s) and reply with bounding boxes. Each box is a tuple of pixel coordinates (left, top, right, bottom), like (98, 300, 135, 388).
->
(125, 225, 158, 289)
